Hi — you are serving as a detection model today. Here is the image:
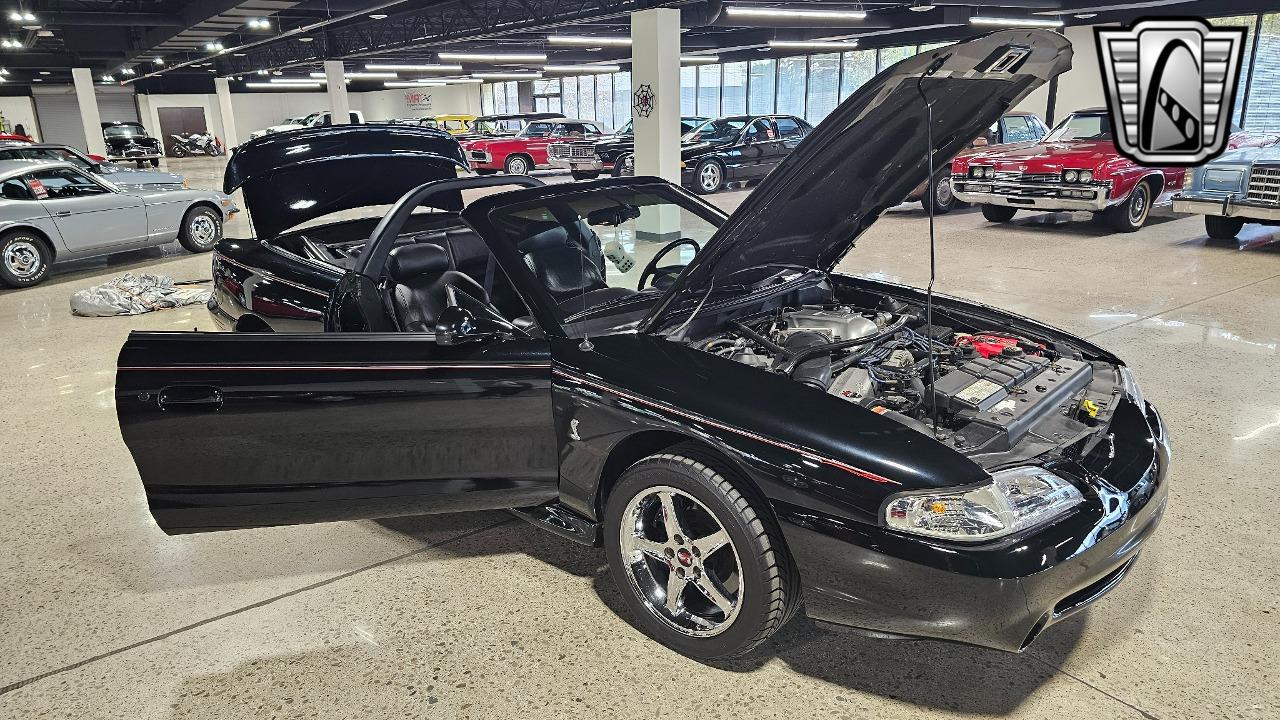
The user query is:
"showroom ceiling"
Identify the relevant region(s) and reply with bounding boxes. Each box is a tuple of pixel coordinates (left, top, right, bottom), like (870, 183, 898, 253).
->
(0, 0, 1274, 92)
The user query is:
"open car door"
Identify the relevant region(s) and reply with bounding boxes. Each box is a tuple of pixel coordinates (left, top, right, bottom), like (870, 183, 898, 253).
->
(116, 286, 557, 534)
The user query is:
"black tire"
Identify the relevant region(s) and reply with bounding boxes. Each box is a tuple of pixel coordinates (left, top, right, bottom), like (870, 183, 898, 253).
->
(981, 204, 1017, 222)
(1205, 215, 1243, 239)
(504, 154, 533, 175)
(571, 170, 600, 181)
(691, 159, 725, 195)
(604, 444, 800, 660)
(149, 158, 160, 167)
(170, 145, 187, 158)
(926, 171, 956, 215)
(178, 206, 222, 253)
(613, 153, 635, 177)
(1106, 180, 1153, 232)
(473, 168, 499, 176)
(0, 230, 52, 288)
(135, 160, 146, 169)
(206, 145, 219, 157)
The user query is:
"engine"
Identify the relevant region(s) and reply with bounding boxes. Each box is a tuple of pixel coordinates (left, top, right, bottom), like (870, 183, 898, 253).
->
(697, 304, 1097, 453)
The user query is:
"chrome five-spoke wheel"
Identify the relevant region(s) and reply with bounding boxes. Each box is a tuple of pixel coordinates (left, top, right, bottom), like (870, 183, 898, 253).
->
(619, 485, 743, 637)
(604, 447, 800, 659)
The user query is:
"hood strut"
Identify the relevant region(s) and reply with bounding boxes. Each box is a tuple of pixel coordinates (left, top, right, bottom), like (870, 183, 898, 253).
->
(918, 55, 946, 437)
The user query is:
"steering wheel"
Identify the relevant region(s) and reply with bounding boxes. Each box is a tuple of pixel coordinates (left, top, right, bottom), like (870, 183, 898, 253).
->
(637, 238, 701, 291)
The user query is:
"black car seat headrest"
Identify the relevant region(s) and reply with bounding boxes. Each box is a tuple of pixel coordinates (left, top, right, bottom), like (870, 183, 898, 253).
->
(517, 222, 571, 253)
(387, 243, 449, 280)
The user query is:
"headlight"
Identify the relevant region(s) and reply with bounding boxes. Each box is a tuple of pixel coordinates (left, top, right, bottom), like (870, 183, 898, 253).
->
(884, 467, 1083, 542)
(1079, 170, 1093, 183)
(1118, 365, 1145, 409)
(1203, 168, 1244, 192)
(970, 166, 989, 178)
(1063, 169, 1079, 183)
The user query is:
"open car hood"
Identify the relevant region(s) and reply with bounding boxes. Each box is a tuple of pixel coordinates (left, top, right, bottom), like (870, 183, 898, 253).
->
(644, 30, 1071, 330)
(224, 125, 468, 239)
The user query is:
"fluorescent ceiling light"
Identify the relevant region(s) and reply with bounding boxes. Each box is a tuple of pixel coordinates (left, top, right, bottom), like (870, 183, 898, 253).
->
(438, 52, 547, 62)
(120, 67, 134, 75)
(369, 14, 388, 20)
(204, 42, 224, 51)
(909, 1, 935, 11)
(768, 40, 858, 50)
(680, 55, 719, 64)
(543, 64, 620, 73)
(385, 81, 446, 88)
(439, 78, 483, 84)
(723, 7, 866, 20)
(548, 35, 631, 46)
(969, 16, 1063, 28)
(366, 63, 463, 71)
(247, 18, 269, 29)
(298, 37, 314, 42)
(271, 77, 325, 84)
(0, 38, 21, 48)
(471, 72, 543, 79)
(310, 71, 397, 78)
(246, 81, 320, 89)
(153, 57, 165, 65)
(8, 12, 34, 22)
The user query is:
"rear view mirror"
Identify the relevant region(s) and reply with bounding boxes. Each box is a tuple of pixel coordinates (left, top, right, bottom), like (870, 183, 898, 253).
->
(586, 204, 641, 227)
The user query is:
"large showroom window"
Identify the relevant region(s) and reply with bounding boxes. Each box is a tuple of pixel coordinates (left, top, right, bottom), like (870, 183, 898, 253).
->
(595, 73, 614, 128)
(612, 72, 630, 128)
(748, 59, 776, 115)
(561, 77, 579, 118)
(805, 53, 840, 124)
(578, 75, 596, 121)
(721, 62, 748, 115)
(839, 50, 876, 101)
(697, 64, 721, 117)
(777, 57, 807, 118)
(680, 66, 697, 116)
(1246, 13, 1280, 130)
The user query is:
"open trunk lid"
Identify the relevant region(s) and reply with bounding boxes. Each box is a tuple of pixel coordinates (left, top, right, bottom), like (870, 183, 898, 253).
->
(224, 124, 468, 239)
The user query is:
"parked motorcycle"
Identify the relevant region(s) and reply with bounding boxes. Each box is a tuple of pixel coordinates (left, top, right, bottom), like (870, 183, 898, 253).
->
(169, 133, 223, 158)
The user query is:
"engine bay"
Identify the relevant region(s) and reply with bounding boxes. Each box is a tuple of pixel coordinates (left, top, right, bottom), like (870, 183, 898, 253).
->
(695, 298, 1122, 459)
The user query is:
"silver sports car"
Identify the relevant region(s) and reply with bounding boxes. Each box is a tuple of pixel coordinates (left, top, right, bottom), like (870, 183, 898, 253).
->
(0, 143, 187, 191)
(0, 159, 238, 288)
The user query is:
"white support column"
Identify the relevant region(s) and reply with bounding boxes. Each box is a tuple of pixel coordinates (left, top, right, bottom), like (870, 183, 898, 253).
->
(214, 77, 239, 148)
(630, 8, 681, 183)
(325, 60, 350, 124)
(72, 68, 106, 156)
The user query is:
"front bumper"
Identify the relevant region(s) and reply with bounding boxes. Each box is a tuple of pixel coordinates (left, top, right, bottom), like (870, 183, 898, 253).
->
(548, 156, 607, 172)
(781, 399, 1170, 652)
(107, 147, 162, 161)
(1172, 193, 1280, 221)
(953, 177, 1111, 211)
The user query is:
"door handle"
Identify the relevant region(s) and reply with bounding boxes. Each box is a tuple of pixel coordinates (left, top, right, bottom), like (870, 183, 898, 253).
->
(157, 385, 224, 412)
(55, 211, 71, 217)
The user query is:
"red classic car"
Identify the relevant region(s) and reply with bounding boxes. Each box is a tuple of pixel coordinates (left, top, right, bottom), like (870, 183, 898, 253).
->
(462, 118, 607, 175)
(952, 107, 1274, 231)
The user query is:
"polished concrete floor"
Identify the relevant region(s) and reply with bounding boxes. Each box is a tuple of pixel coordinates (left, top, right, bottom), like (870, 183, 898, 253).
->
(1, 155, 1277, 719)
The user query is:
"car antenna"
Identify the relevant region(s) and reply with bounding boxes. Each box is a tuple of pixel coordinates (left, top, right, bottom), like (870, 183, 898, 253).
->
(917, 54, 948, 437)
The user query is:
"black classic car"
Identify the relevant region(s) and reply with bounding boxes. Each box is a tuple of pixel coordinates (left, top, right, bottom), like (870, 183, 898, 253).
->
(548, 116, 708, 179)
(679, 114, 813, 194)
(101, 121, 163, 168)
(116, 31, 1168, 661)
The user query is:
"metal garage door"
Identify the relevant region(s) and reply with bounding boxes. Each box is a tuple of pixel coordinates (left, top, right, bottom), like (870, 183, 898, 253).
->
(96, 90, 139, 125)
(31, 89, 86, 149)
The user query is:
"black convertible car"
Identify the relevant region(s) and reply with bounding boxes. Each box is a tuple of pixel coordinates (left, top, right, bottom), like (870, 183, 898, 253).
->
(116, 31, 1168, 661)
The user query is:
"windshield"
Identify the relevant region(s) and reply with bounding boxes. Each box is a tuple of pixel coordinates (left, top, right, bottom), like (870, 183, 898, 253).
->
(1045, 113, 1113, 142)
(103, 124, 147, 138)
(484, 185, 724, 334)
(683, 118, 747, 144)
(475, 118, 525, 135)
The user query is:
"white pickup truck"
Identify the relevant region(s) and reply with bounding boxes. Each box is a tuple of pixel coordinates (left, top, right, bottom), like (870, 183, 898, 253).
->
(246, 110, 365, 142)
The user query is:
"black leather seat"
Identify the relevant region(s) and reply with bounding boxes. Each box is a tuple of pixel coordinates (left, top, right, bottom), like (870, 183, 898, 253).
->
(386, 243, 488, 332)
(518, 224, 634, 314)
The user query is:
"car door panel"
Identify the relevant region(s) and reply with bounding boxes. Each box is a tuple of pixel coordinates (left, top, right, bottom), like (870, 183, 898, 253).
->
(32, 169, 147, 254)
(116, 331, 559, 534)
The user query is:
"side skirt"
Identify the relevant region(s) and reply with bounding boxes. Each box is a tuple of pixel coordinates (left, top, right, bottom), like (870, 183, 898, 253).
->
(509, 502, 601, 546)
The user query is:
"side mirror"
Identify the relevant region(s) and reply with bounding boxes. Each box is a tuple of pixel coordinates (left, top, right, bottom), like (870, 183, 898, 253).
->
(435, 305, 486, 346)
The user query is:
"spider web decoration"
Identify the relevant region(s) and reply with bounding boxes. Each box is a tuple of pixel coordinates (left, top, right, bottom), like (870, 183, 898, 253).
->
(633, 84, 655, 118)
